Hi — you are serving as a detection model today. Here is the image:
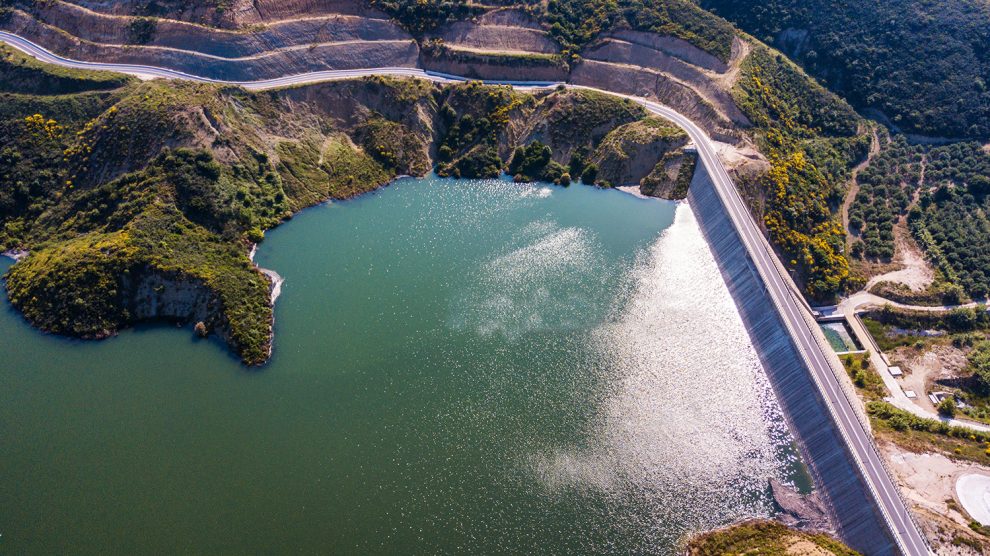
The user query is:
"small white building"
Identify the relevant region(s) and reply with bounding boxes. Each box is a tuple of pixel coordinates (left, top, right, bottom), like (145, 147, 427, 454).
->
(888, 366, 903, 377)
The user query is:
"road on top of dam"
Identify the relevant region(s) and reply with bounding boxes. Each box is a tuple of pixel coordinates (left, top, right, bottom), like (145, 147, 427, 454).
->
(0, 30, 931, 555)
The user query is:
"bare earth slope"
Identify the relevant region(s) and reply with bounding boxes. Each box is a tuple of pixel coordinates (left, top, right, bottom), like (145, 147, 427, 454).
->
(0, 1, 749, 145)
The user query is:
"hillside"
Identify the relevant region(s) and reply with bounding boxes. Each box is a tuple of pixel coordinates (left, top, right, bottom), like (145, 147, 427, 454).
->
(702, 0, 990, 139)
(0, 45, 695, 364)
(0, 0, 873, 301)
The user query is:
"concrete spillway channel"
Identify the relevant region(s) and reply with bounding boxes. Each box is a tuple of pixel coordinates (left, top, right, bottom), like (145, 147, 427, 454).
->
(688, 167, 898, 555)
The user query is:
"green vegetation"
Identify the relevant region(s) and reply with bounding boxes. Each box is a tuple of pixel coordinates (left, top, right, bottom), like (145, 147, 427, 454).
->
(959, 341, 990, 423)
(969, 521, 990, 539)
(703, 0, 990, 139)
(640, 149, 695, 199)
(969, 341, 990, 394)
(862, 306, 990, 348)
(0, 50, 687, 363)
(733, 47, 868, 299)
(434, 84, 660, 183)
(3, 142, 281, 364)
(910, 142, 990, 299)
(868, 279, 965, 308)
(0, 52, 429, 364)
(539, 0, 735, 61)
(127, 17, 158, 45)
(868, 401, 990, 464)
(734, 48, 859, 138)
(592, 117, 685, 158)
(508, 141, 566, 183)
(937, 397, 957, 418)
(687, 520, 859, 556)
(276, 136, 392, 205)
(589, 117, 690, 192)
(842, 352, 886, 401)
(861, 306, 990, 423)
(369, 0, 483, 34)
(848, 135, 918, 261)
(371, 0, 734, 61)
(845, 132, 990, 300)
(435, 82, 526, 179)
(0, 45, 132, 95)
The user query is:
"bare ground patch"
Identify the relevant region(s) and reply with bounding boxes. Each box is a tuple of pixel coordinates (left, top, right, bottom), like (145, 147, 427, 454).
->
(892, 344, 969, 414)
(883, 444, 990, 554)
(865, 215, 936, 292)
(436, 15, 560, 55)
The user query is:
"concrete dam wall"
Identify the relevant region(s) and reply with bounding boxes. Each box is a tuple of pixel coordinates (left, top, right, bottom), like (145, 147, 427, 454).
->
(686, 167, 898, 555)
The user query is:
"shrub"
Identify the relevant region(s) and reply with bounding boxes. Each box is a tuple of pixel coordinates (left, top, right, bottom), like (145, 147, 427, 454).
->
(937, 397, 957, 418)
(581, 163, 598, 184)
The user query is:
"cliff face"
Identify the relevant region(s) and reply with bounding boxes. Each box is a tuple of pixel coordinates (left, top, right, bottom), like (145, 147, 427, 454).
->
(122, 266, 276, 361)
(419, 47, 570, 83)
(124, 269, 216, 324)
(589, 118, 689, 187)
(638, 149, 697, 200)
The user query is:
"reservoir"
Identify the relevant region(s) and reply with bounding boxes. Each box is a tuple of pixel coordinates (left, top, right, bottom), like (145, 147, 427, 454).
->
(0, 176, 804, 554)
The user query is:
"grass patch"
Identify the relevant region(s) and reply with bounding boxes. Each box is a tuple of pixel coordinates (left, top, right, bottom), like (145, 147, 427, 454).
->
(842, 352, 887, 401)
(868, 401, 990, 465)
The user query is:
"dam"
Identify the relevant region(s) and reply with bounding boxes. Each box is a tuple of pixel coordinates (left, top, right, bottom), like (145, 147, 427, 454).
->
(688, 166, 900, 555)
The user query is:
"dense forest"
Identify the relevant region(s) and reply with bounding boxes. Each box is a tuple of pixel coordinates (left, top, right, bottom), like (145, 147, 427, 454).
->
(702, 0, 990, 139)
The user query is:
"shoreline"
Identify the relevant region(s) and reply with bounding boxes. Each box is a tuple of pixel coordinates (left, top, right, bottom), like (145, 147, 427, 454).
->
(616, 185, 652, 200)
(248, 243, 284, 305)
(2, 249, 28, 262)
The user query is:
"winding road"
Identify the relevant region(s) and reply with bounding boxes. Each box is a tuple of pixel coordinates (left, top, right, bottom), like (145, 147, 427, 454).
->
(0, 30, 931, 555)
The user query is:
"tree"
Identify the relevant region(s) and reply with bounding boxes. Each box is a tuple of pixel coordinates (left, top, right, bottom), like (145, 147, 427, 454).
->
(969, 341, 990, 394)
(936, 397, 957, 418)
(581, 163, 598, 185)
(850, 240, 865, 259)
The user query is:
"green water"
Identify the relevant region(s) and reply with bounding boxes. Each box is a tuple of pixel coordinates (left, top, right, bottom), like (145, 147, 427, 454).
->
(0, 176, 801, 554)
(820, 322, 860, 353)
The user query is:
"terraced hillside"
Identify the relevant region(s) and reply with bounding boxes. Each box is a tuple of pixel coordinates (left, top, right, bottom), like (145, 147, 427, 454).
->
(0, 1, 420, 80)
(0, 0, 868, 301)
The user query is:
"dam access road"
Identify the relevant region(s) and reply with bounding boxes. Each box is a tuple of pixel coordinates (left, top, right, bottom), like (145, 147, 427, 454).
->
(0, 30, 931, 555)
